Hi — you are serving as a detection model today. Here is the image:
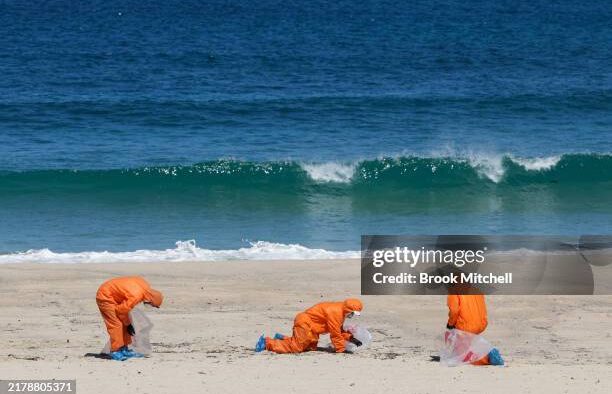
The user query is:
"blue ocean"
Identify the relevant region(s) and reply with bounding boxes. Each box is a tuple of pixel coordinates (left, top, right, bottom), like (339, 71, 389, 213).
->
(1, 0, 612, 261)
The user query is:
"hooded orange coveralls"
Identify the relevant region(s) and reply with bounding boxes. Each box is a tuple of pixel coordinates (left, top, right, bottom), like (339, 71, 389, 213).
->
(96, 276, 163, 351)
(447, 294, 489, 365)
(265, 299, 363, 353)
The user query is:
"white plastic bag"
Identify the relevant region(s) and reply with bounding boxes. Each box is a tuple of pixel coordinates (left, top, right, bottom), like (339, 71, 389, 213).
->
(439, 329, 492, 366)
(342, 323, 372, 353)
(102, 307, 153, 356)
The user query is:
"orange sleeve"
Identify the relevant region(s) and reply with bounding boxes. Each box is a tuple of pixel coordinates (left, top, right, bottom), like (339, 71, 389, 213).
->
(115, 294, 142, 325)
(327, 310, 346, 353)
(447, 295, 460, 327)
(341, 331, 352, 341)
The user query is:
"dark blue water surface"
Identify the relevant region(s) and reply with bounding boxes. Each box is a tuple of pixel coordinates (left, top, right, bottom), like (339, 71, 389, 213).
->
(1, 0, 611, 253)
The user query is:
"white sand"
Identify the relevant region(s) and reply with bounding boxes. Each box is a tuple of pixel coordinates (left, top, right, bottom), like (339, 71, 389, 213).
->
(1, 259, 611, 393)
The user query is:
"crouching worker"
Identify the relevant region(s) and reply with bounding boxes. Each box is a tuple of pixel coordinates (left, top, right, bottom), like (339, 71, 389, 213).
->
(255, 298, 363, 354)
(447, 293, 503, 365)
(96, 276, 163, 361)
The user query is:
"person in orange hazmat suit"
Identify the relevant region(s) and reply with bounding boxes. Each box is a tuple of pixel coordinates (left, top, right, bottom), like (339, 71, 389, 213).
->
(446, 294, 503, 365)
(255, 298, 363, 353)
(96, 276, 163, 361)
(447, 294, 488, 334)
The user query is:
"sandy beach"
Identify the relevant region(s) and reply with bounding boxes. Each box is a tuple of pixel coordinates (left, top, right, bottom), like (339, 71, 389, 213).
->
(1, 259, 612, 393)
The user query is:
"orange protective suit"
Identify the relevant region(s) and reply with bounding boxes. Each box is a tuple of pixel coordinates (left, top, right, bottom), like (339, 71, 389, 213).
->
(447, 294, 489, 365)
(265, 299, 363, 354)
(96, 276, 163, 351)
(447, 294, 488, 334)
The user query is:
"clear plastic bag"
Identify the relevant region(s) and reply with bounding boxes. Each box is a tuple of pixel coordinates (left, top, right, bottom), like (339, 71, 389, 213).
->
(342, 323, 372, 353)
(439, 329, 492, 366)
(102, 307, 154, 356)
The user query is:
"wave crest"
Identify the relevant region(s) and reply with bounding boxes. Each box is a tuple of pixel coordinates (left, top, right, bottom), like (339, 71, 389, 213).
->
(301, 162, 356, 183)
(509, 156, 561, 171)
(1, 154, 610, 194)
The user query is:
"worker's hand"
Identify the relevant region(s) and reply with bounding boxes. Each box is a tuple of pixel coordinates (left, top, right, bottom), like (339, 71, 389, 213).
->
(127, 324, 136, 336)
(446, 324, 455, 330)
(349, 337, 363, 347)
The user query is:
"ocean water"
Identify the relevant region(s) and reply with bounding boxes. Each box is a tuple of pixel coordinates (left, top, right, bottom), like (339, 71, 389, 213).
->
(1, 0, 612, 261)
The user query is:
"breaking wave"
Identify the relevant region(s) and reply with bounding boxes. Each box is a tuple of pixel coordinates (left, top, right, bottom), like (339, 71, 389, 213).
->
(0, 154, 610, 198)
(0, 240, 360, 264)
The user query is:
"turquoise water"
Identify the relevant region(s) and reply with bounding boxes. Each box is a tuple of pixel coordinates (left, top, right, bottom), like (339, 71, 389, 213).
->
(1, 0, 611, 256)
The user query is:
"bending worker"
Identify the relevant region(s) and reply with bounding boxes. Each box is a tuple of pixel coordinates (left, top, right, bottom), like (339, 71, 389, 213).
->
(447, 293, 503, 365)
(96, 276, 164, 361)
(256, 298, 363, 354)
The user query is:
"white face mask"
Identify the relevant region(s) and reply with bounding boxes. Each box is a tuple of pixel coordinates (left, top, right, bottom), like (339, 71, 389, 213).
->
(346, 310, 361, 319)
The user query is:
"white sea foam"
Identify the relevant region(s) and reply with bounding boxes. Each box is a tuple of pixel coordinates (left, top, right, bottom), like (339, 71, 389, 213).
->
(465, 153, 505, 183)
(429, 144, 563, 182)
(428, 147, 506, 183)
(301, 162, 356, 183)
(510, 156, 560, 171)
(0, 240, 359, 264)
(458, 153, 560, 183)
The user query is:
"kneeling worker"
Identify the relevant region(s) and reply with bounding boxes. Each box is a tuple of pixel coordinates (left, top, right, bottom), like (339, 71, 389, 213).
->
(256, 298, 363, 354)
(96, 276, 164, 361)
